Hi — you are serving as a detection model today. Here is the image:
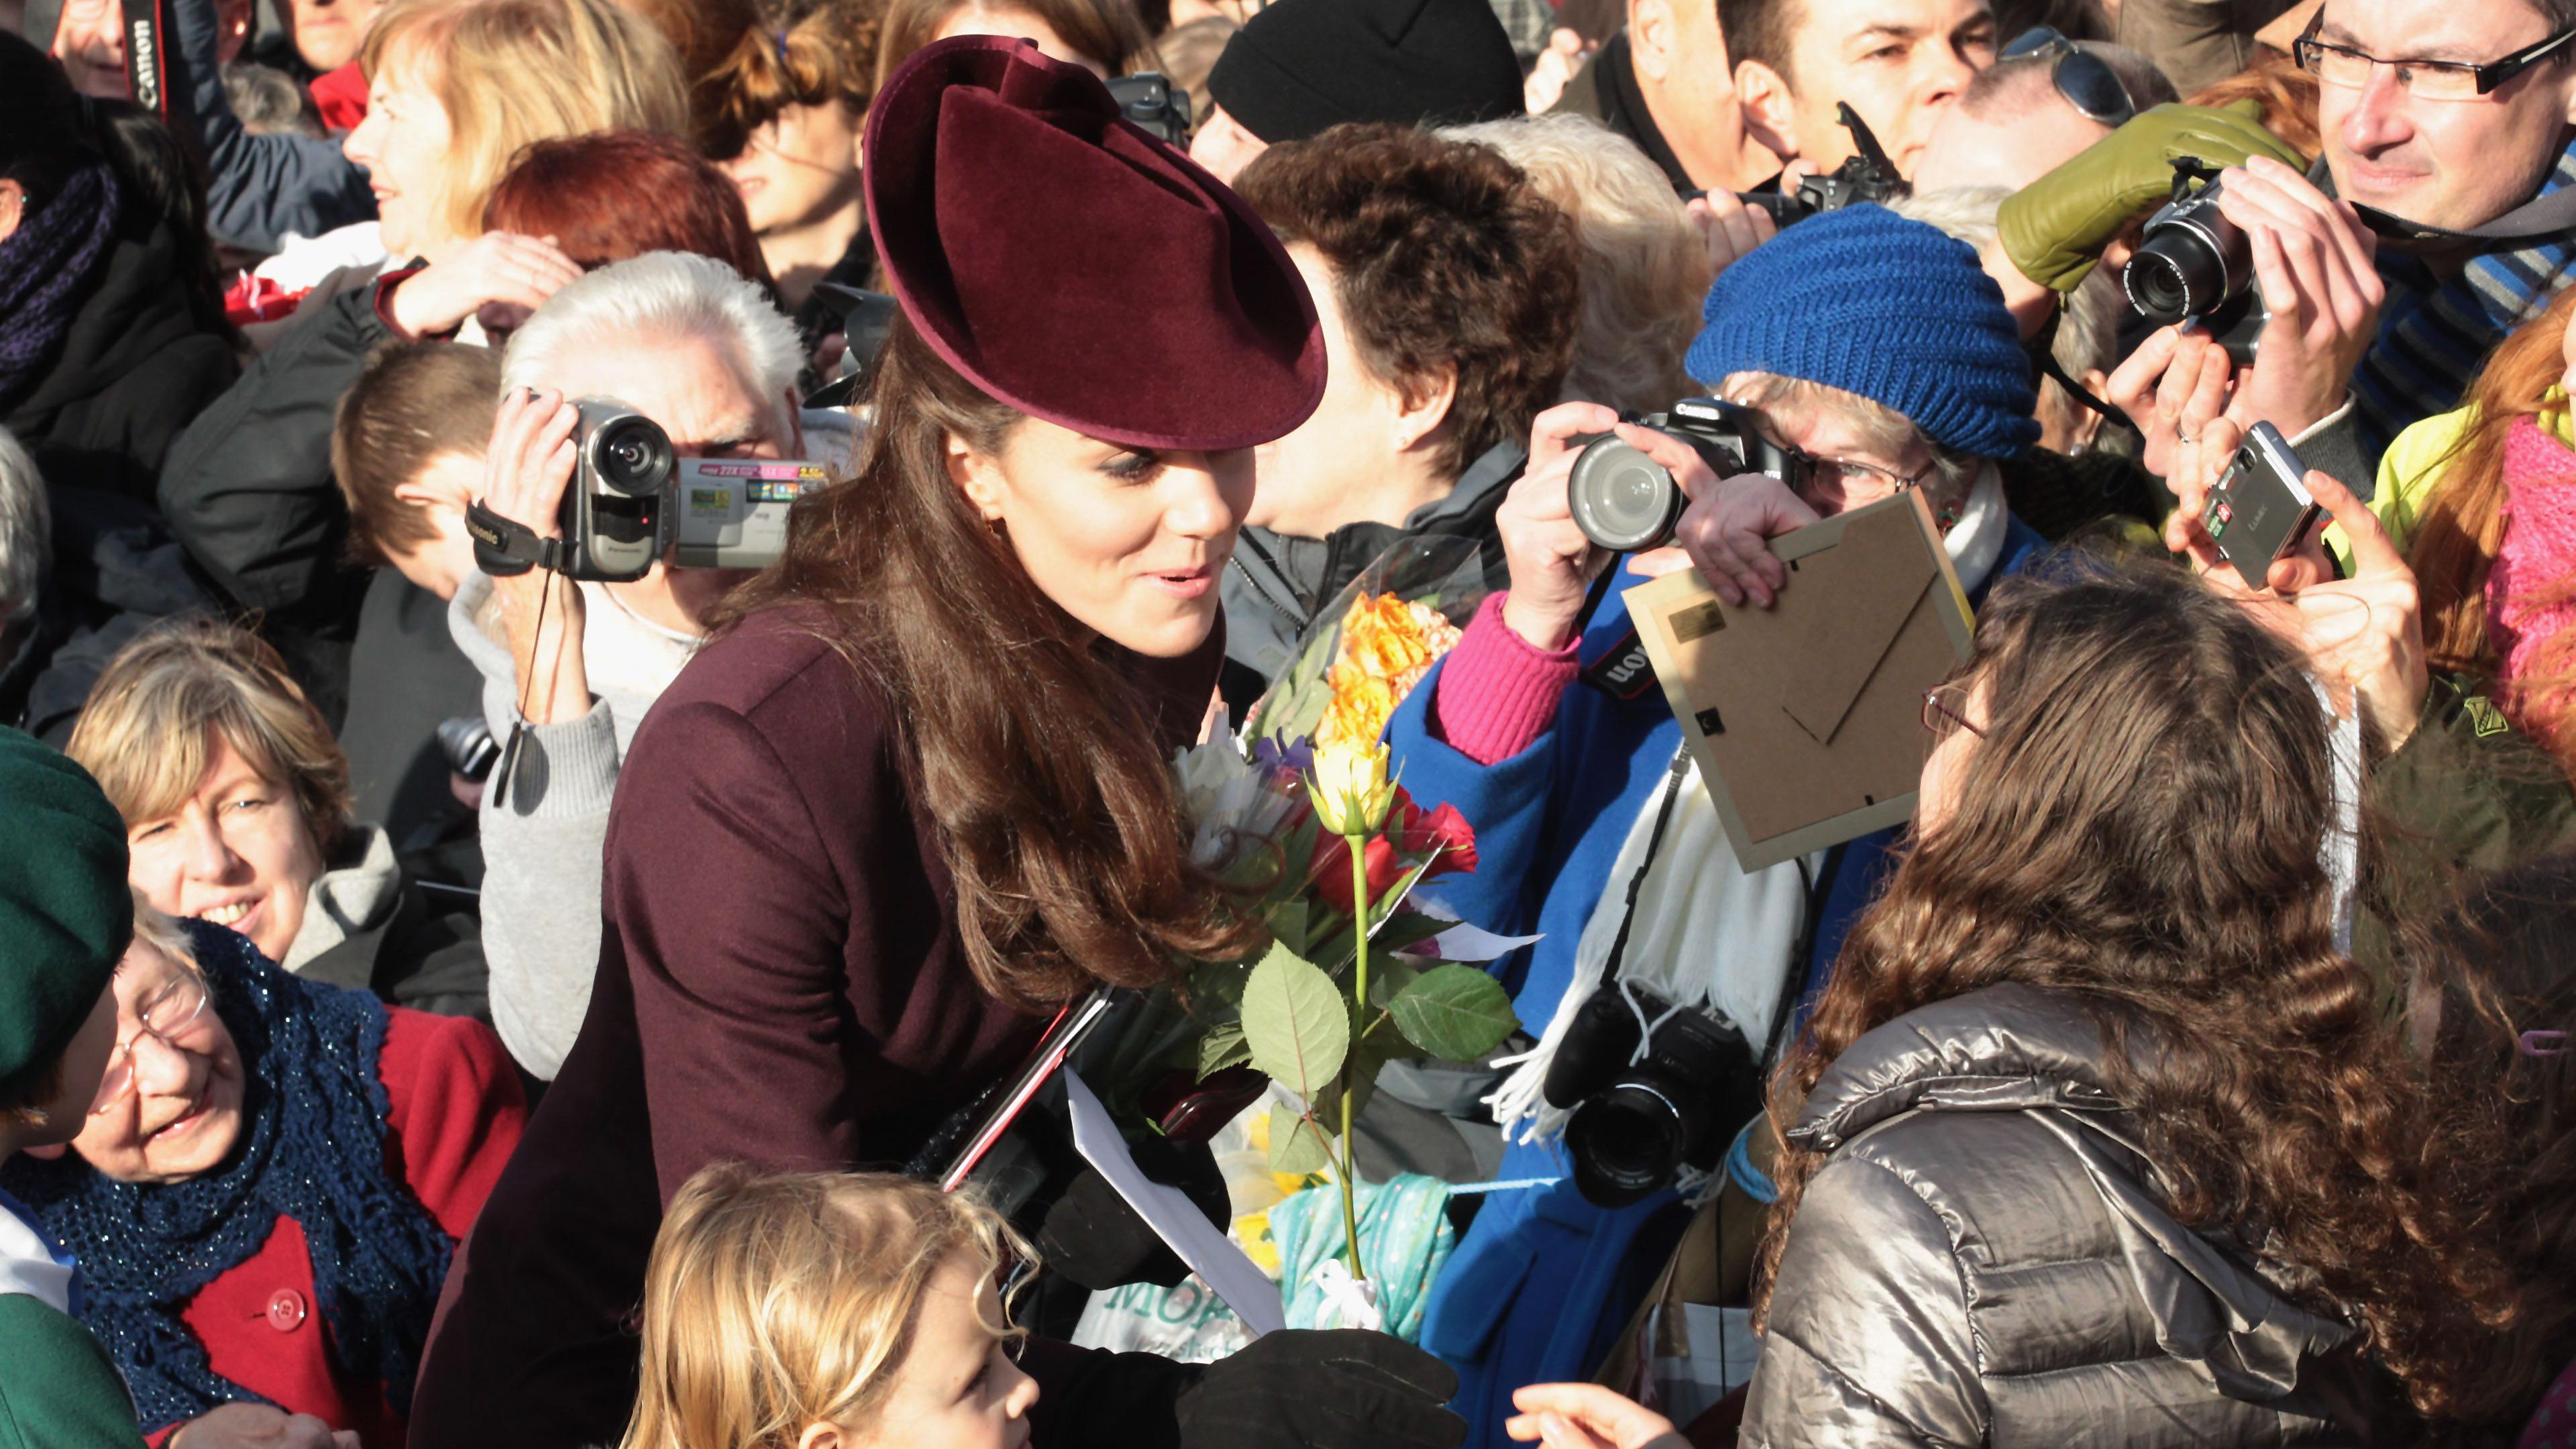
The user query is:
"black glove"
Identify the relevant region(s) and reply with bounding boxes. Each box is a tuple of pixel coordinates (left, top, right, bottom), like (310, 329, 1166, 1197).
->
(1174, 1330, 1465, 1449)
(1033, 1135, 1230, 1291)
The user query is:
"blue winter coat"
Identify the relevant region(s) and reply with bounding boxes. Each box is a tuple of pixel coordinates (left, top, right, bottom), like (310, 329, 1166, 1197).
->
(1388, 519, 2044, 1445)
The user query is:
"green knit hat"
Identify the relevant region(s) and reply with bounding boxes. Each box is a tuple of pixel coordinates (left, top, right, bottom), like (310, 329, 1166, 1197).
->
(0, 727, 131, 1095)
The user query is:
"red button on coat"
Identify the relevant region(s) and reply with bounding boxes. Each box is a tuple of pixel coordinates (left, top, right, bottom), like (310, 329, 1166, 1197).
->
(264, 1289, 307, 1332)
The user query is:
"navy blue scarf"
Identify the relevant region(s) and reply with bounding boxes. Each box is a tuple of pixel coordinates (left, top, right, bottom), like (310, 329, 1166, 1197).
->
(0, 922, 454, 1431)
(0, 159, 120, 413)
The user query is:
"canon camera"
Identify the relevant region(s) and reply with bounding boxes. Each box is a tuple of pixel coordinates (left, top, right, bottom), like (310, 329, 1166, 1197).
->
(2122, 172, 2267, 364)
(1566, 398, 1807, 553)
(1542, 984, 1766, 1207)
(468, 400, 824, 584)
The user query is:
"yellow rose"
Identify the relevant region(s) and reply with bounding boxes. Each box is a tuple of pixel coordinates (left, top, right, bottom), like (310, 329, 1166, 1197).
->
(1307, 737, 1397, 836)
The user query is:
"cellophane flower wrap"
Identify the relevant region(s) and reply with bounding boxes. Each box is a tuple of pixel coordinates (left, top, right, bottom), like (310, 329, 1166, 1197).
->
(1249, 534, 1489, 749)
(1083, 712, 1523, 1293)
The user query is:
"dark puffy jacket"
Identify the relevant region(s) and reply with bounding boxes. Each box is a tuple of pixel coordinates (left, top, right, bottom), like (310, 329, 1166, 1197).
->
(1743, 983, 2385, 1447)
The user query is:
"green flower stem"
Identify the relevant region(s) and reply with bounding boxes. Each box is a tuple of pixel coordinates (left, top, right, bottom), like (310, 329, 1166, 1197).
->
(1341, 830, 1368, 1283)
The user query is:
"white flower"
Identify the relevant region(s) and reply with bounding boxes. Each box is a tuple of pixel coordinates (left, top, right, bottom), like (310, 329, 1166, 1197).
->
(1175, 736, 1297, 869)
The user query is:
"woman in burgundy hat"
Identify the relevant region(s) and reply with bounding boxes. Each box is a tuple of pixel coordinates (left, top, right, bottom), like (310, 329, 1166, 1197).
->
(407, 36, 1464, 1449)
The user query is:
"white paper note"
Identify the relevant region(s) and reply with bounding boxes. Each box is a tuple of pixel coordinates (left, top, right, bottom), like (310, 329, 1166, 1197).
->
(1063, 1069, 1287, 1337)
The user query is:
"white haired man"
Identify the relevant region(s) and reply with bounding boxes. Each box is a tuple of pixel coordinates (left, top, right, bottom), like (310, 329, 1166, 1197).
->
(454, 250, 814, 1080)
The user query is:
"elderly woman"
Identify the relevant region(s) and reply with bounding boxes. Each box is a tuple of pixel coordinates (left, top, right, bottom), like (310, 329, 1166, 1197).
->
(1, 895, 524, 1448)
(66, 618, 486, 1017)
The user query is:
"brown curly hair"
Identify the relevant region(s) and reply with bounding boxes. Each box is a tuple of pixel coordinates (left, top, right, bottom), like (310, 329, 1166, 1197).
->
(690, 0, 886, 161)
(2408, 854, 2576, 1442)
(1755, 562, 2516, 1420)
(1232, 123, 1582, 481)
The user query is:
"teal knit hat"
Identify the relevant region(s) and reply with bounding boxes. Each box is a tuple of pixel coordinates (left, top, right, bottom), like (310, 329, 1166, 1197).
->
(1685, 205, 2043, 460)
(0, 727, 131, 1094)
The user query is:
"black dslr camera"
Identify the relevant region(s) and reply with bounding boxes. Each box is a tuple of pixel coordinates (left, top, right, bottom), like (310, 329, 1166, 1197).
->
(1566, 398, 1809, 552)
(1542, 985, 1766, 1207)
(1106, 71, 1191, 147)
(467, 400, 825, 584)
(2122, 165, 2267, 364)
(1710, 103, 1906, 227)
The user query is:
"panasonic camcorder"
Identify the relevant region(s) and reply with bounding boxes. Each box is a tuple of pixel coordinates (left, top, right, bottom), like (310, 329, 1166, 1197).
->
(467, 400, 824, 584)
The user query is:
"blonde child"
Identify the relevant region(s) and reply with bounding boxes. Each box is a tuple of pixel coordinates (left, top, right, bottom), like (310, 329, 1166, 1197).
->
(622, 1165, 1041, 1449)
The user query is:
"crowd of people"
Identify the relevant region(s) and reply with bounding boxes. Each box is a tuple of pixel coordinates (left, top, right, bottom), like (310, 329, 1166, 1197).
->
(2, 0, 2575, 1444)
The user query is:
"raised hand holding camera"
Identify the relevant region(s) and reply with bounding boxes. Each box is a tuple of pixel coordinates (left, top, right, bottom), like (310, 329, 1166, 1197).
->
(472, 386, 593, 730)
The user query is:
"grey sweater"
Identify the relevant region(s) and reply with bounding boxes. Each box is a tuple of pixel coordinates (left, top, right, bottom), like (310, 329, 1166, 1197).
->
(449, 574, 697, 1079)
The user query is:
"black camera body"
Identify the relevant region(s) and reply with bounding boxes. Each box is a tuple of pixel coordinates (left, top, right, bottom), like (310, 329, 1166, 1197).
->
(1724, 102, 1906, 227)
(468, 399, 824, 584)
(1542, 984, 1765, 1207)
(2123, 174, 2269, 365)
(1566, 398, 1808, 552)
(1105, 71, 1191, 148)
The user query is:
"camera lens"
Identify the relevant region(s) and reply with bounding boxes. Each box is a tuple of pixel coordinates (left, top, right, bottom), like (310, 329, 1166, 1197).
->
(590, 416, 674, 496)
(1563, 1083, 1690, 1207)
(2124, 208, 2244, 327)
(1568, 438, 1686, 552)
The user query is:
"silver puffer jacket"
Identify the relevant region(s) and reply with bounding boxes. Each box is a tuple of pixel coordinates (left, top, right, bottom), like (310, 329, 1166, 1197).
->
(1741, 983, 2388, 1446)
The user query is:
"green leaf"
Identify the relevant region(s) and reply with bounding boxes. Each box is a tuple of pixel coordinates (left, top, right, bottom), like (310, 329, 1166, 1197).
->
(1387, 965, 1519, 1061)
(1313, 1028, 1404, 1130)
(1366, 958, 1421, 1010)
(1196, 1024, 1251, 1077)
(1268, 1103, 1334, 1174)
(1241, 943, 1348, 1098)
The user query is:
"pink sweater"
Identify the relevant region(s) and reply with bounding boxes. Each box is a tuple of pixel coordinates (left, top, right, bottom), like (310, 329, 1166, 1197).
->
(1432, 592, 1582, 766)
(2492, 417, 2576, 727)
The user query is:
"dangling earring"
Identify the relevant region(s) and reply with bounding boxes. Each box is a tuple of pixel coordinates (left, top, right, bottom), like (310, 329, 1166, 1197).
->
(1936, 500, 1961, 530)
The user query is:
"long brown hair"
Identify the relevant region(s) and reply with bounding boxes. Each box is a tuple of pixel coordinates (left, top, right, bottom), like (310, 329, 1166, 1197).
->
(2409, 855, 2576, 1442)
(2405, 284, 2576, 765)
(716, 317, 1258, 1010)
(1756, 564, 2513, 1418)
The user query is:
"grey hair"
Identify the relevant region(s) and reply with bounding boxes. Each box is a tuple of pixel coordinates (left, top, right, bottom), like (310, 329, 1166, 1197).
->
(0, 424, 51, 628)
(500, 251, 804, 410)
(1892, 184, 2121, 412)
(1440, 113, 1710, 414)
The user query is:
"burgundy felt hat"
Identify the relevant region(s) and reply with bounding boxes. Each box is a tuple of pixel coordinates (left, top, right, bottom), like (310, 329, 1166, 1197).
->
(863, 36, 1326, 451)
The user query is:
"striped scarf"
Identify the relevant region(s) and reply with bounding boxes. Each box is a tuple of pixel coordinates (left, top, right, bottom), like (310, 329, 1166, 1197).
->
(2353, 138, 2576, 470)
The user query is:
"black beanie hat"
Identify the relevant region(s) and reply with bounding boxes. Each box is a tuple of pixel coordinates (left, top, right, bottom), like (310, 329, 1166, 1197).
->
(1207, 0, 1525, 145)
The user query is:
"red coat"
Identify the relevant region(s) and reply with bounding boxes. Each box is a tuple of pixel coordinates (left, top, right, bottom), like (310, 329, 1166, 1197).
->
(148, 1010, 527, 1448)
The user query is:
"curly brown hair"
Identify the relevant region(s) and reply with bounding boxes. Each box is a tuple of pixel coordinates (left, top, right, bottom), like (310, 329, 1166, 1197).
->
(2409, 854, 2576, 1442)
(711, 317, 1263, 1010)
(691, 0, 888, 161)
(1232, 123, 1582, 481)
(1755, 562, 2516, 1420)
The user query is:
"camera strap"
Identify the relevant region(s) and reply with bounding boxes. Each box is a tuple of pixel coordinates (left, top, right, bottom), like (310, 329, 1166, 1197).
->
(1597, 747, 1695, 994)
(117, 0, 186, 129)
(465, 499, 562, 578)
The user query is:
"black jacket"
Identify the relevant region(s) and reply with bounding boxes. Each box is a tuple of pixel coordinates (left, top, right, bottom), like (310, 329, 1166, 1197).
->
(3, 216, 241, 504)
(1, 488, 213, 743)
(159, 268, 395, 619)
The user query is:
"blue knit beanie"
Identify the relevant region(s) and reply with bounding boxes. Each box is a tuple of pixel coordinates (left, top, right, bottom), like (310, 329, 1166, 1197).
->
(1685, 205, 2041, 460)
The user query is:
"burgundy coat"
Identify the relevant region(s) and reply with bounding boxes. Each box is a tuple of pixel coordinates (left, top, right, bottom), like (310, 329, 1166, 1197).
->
(409, 605, 1219, 1449)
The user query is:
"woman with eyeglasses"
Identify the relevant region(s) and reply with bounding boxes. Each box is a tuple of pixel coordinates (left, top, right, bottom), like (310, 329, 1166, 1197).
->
(1513, 563, 2510, 1447)
(0, 893, 526, 1449)
(1383, 204, 2053, 1445)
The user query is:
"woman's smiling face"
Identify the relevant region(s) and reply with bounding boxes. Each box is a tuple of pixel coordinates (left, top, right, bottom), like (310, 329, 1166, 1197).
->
(123, 732, 325, 967)
(69, 935, 246, 1183)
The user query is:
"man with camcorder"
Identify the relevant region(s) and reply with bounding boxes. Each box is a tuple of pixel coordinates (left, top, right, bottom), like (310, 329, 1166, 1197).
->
(451, 250, 822, 1081)
(2019, 0, 2576, 485)
(1385, 204, 2047, 1447)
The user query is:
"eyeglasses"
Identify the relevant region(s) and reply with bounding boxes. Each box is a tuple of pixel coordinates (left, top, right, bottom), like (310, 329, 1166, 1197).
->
(2001, 26, 2135, 127)
(88, 969, 211, 1115)
(1921, 680, 1984, 741)
(1799, 451, 1937, 502)
(2294, 13, 2576, 100)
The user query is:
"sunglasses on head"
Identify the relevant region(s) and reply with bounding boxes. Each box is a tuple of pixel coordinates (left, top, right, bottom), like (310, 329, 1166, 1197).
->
(2002, 26, 2137, 127)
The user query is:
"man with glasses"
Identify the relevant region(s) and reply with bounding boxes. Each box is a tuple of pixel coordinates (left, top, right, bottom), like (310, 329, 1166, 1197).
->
(2110, 0, 2576, 481)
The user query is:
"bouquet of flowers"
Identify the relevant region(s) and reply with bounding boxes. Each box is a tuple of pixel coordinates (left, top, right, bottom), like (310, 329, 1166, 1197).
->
(1134, 724, 1522, 1298)
(1249, 535, 1489, 749)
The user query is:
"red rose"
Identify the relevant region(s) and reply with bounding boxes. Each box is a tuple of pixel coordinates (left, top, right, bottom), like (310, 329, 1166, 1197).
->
(1307, 830, 1407, 915)
(1389, 799, 1478, 880)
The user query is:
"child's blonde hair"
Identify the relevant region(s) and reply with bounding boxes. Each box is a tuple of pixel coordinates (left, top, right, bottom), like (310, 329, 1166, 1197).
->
(621, 1165, 1032, 1449)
